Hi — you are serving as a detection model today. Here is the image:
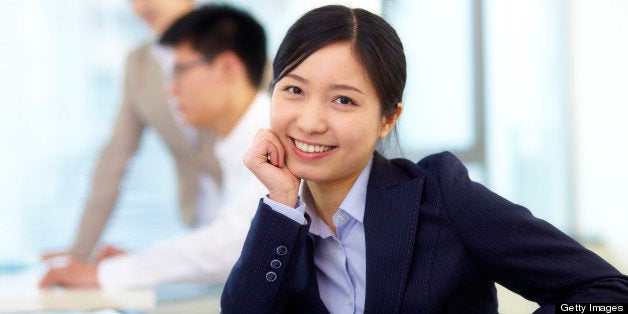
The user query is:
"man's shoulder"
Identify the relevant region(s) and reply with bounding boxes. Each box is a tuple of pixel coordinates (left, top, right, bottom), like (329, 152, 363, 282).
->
(125, 42, 154, 65)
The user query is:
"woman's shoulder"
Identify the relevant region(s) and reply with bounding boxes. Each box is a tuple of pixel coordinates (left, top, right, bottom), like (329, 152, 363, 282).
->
(380, 151, 469, 180)
(370, 151, 472, 194)
(415, 151, 466, 173)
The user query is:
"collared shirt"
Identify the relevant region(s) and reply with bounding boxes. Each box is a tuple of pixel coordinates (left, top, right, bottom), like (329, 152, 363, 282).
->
(98, 92, 271, 290)
(150, 43, 221, 226)
(264, 157, 373, 313)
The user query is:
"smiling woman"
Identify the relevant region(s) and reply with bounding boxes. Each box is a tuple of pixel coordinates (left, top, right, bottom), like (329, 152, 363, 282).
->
(270, 43, 399, 188)
(221, 4, 628, 313)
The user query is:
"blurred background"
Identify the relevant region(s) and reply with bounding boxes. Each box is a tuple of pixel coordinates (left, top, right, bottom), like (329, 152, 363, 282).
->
(0, 0, 626, 307)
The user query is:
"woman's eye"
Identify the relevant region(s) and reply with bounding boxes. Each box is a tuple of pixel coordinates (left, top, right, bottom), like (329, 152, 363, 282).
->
(333, 96, 354, 105)
(285, 86, 303, 95)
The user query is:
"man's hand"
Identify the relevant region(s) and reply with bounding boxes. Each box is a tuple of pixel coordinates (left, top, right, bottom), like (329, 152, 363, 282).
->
(39, 258, 99, 289)
(94, 245, 127, 264)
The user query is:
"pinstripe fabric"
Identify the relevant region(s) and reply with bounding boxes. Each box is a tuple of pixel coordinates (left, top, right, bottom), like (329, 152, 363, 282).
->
(221, 151, 628, 313)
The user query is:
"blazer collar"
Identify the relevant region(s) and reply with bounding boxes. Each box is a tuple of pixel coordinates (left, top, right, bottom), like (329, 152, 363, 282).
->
(363, 152, 425, 313)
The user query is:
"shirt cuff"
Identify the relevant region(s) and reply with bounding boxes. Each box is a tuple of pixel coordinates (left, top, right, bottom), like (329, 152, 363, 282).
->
(263, 196, 307, 225)
(98, 254, 153, 291)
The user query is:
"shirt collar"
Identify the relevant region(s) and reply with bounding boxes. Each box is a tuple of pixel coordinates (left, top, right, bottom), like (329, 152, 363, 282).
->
(338, 156, 372, 223)
(302, 156, 373, 237)
(214, 91, 270, 164)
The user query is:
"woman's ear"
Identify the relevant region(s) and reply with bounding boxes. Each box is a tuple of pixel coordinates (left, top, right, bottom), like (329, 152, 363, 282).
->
(379, 103, 403, 139)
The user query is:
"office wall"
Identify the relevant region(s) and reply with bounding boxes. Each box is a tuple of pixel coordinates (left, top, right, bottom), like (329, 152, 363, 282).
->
(483, 0, 571, 231)
(571, 0, 628, 271)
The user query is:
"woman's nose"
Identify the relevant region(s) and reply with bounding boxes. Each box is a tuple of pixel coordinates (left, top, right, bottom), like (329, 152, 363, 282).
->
(295, 100, 328, 134)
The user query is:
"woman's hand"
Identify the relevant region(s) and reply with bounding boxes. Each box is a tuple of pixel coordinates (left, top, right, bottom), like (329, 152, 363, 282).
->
(244, 129, 300, 207)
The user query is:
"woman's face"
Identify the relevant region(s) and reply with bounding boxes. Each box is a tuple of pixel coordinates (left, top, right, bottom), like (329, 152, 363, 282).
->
(271, 42, 397, 185)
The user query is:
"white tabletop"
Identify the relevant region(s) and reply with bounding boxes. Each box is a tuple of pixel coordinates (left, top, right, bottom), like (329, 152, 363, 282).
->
(0, 263, 155, 312)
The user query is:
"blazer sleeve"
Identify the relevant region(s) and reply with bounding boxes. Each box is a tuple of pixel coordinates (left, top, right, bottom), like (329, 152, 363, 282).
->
(70, 48, 144, 261)
(221, 199, 311, 314)
(434, 153, 628, 311)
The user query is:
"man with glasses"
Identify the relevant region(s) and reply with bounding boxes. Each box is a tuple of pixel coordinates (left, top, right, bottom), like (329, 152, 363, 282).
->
(40, 4, 270, 290)
(41, 0, 218, 280)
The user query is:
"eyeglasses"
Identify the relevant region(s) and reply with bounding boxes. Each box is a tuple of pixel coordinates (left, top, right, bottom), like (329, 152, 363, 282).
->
(172, 58, 210, 79)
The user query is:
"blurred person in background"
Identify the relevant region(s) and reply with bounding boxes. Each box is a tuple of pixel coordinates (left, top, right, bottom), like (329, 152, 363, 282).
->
(42, 0, 214, 263)
(40, 4, 270, 290)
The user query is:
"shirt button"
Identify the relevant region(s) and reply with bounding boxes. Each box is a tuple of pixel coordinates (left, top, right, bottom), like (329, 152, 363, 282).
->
(270, 259, 282, 269)
(265, 271, 277, 282)
(337, 213, 346, 221)
(276, 245, 288, 256)
(337, 242, 342, 250)
(348, 296, 353, 305)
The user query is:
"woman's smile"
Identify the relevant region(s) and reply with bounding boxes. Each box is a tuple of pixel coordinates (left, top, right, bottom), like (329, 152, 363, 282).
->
(290, 137, 337, 160)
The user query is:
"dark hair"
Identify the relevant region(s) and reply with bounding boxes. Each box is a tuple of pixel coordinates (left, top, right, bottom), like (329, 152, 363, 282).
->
(272, 5, 406, 121)
(160, 4, 267, 87)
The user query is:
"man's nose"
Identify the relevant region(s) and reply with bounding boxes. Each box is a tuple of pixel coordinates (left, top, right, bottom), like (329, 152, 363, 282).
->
(168, 80, 179, 97)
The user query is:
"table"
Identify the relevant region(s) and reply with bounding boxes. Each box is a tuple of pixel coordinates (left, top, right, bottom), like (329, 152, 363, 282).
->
(0, 262, 222, 313)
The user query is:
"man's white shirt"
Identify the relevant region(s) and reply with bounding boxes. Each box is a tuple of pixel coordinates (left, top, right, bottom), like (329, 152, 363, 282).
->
(150, 43, 221, 225)
(97, 92, 270, 289)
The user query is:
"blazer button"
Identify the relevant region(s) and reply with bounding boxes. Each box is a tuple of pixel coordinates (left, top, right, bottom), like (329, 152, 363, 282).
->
(265, 271, 277, 282)
(270, 259, 282, 269)
(276, 245, 288, 256)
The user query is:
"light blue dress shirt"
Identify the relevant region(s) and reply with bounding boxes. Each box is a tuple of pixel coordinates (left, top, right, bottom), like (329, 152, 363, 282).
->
(263, 157, 373, 314)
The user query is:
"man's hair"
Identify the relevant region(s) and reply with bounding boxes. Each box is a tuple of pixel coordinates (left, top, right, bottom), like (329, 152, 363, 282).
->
(160, 4, 267, 87)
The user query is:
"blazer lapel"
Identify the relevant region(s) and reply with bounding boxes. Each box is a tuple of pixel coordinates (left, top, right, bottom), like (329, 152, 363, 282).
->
(363, 153, 424, 313)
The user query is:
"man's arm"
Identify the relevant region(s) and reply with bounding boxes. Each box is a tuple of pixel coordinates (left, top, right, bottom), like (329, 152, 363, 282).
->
(70, 50, 144, 261)
(96, 179, 266, 290)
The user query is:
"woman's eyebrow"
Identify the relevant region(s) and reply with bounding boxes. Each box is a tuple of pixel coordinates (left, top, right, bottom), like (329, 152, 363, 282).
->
(330, 84, 364, 94)
(285, 73, 364, 94)
(285, 73, 308, 84)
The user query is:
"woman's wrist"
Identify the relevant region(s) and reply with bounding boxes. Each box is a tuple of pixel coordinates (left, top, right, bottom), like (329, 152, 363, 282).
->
(268, 191, 299, 208)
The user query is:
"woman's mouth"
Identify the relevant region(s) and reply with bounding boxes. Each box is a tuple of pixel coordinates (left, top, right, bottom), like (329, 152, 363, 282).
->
(290, 138, 337, 160)
(293, 139, 334, 153)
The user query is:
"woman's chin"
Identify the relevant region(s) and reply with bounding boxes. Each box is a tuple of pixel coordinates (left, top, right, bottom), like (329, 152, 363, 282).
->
(285, 163, 324, 183)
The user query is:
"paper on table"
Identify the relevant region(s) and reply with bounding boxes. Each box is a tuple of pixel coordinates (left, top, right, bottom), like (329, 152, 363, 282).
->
(0, 263, 155, 312)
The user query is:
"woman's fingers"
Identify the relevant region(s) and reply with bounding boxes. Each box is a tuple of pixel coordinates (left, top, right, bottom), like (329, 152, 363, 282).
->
(247, 129, 285, 168)
(244, 129, 300, 207)
(265, 136, 284, 167)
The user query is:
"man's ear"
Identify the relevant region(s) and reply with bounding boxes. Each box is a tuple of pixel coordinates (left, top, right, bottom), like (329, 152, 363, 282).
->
(379, 103, 403, 139)
(214, 51, 241, 80)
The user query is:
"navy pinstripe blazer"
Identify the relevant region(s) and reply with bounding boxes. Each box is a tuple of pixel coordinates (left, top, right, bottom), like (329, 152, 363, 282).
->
(221, 152, 628, 313)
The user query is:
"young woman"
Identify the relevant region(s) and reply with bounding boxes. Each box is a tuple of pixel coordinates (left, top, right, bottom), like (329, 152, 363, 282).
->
(221, 5, 628, 313)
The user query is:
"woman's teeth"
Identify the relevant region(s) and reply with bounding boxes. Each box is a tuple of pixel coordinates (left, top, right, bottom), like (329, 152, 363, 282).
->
(294, 140, 333, 153)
